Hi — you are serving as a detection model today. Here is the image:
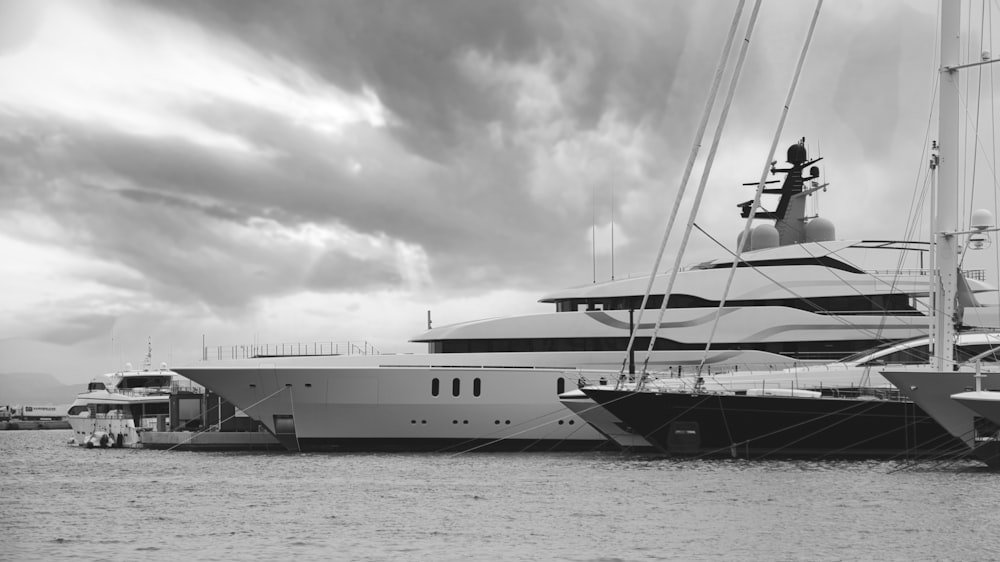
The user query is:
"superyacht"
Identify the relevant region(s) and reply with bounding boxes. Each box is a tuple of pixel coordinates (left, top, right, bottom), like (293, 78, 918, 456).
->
(172, 139, 987, 452)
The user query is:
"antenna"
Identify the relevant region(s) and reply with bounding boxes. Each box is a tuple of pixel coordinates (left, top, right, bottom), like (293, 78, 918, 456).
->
(592, 182, 597, 283)
(814, 139, 822, 217)
(611, 182, 615, 280)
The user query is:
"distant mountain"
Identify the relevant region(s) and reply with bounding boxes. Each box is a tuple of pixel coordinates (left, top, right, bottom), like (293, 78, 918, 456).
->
(0, 373, 80, 406)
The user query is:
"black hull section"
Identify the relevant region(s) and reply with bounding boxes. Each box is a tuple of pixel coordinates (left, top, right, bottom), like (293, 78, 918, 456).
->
(971, 441, 1000, 468)
(584, 389, 967, 460)
(281, 437, 613, 453)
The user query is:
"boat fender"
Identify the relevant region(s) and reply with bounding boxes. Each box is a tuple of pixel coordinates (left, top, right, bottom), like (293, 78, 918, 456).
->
(99, 433, 109, 448)
(116, 433, 124, 448)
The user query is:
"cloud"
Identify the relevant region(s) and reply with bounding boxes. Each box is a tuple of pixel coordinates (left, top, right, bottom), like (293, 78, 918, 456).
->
(1, 0, 996, 383)
(32, 313, 117, 346)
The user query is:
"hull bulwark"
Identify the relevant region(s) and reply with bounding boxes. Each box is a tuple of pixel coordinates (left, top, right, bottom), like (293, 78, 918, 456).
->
(584, 389, 966, 460)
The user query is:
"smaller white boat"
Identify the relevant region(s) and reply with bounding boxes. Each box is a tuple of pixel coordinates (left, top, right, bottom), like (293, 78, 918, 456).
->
(67, 361, 201, 449)
(951, 390, 1000, 425)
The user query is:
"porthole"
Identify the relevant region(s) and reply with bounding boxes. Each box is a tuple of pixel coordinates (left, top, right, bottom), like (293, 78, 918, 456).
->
(473, 378, 482, 397)
(431, 378, 440, 397)
(557, 378, 565, 395)
(452, 378, 460, 397)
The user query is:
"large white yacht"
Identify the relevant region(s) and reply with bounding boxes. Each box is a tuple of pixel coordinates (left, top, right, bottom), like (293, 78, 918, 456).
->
(174, 141, 997, 453)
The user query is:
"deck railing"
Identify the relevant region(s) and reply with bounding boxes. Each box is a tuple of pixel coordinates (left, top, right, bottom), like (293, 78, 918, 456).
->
(202, 341, 382, 361)
(856, 268, 984, 281)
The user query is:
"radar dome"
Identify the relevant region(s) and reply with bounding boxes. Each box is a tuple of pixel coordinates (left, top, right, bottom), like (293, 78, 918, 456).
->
(787, 143, 807, 164)
(805, 217, 836, 242)
(750, 224, 779, 250)
(736, 230, 746, 251)
(971, 209, 995, 230)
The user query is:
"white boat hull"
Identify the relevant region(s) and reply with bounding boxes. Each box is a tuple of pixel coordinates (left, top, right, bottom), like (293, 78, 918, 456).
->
(882, 368, 1000, 448)
(951, 390, 1000, 425)
(179, 364, 610, 452)
(68, 413, 142, 448)
(558, 389, 654, 450)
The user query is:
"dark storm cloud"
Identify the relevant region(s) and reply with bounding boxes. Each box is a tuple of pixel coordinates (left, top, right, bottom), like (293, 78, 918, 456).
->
(2, 0, 948, 337)
(149, 0, 702, 154)
(136, 0, 721, 277)
(0, 0, 726, 313)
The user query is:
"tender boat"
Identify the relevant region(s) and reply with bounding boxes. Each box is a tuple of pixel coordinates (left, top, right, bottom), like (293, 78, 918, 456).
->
(951, 386, 1000, 428)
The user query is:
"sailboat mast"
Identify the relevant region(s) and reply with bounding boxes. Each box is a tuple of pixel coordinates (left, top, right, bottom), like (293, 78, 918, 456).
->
(935, 0, 960, 369)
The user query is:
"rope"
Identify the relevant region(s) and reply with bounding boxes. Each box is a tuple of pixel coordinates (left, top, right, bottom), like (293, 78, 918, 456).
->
(163, 385, 288, 452)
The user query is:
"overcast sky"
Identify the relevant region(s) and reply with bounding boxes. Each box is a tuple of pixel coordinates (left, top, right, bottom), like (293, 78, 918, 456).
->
(1, 0, 998, 385)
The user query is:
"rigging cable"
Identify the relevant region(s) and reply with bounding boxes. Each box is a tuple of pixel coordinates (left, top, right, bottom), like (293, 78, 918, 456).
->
(693, 0, 825, 377)
(615, 0, 749, 385)
(686, 225, 935, 393)
(638, 0, 765, 382)
(164, 385, 289, 452)
(991, 0, 1000, 324)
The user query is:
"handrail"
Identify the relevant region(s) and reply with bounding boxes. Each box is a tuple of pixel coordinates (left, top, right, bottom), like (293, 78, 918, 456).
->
(202, 340, 382, 361)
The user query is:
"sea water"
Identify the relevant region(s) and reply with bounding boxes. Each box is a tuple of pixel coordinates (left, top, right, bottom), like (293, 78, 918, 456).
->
(3, 430, 1000, 562)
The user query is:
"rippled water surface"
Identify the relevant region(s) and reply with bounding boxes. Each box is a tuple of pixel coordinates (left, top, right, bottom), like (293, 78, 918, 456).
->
(4, 430, 1000, 561)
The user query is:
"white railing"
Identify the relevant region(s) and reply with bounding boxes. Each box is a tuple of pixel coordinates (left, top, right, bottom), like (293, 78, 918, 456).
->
(203, 340, 382, 361)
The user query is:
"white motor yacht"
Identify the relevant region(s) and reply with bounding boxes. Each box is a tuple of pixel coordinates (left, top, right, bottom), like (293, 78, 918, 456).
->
(67, 362, 200, 449)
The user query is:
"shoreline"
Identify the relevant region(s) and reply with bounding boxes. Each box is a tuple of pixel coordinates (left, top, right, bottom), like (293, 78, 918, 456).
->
(0, 420, 71, 430)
